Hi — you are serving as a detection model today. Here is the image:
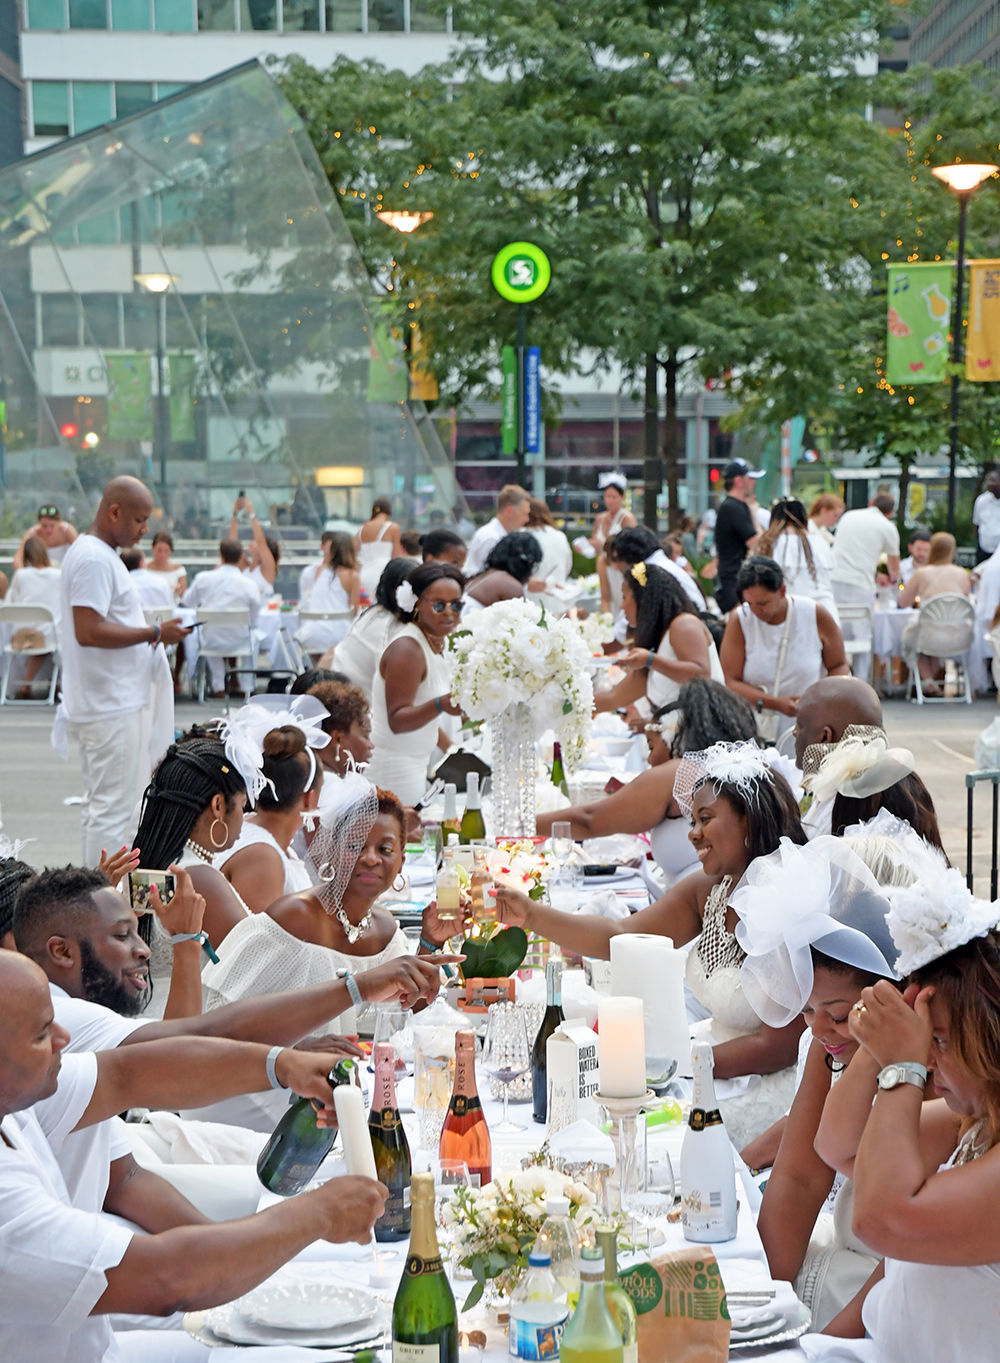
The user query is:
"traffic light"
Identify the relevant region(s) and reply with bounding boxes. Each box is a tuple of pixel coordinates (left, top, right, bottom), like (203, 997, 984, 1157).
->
(60, 421, 79, 439)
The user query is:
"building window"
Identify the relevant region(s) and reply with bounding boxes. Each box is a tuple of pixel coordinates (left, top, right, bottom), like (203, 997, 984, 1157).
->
(409, 1, 446, 29)
(111, 0, 151, 23)
(82, 293, 122, 348)
(68, 0, 108, 25)
(73, 81, 114, 133)
(324, 0, 361, 28)
(156, 82, 188, 98)
(41, 294, 82, 346)
(154, 0, 196, 27)
(32, 82, 70, 137)
(115, 81, 154, 117)
(368, 0, 403, 28)
(239, 0, 276, 26)
(26, 0, 68, 28)
(282, 0, 320, 29)
(77, 208, 120, 244)
(197, 0, 235, 27)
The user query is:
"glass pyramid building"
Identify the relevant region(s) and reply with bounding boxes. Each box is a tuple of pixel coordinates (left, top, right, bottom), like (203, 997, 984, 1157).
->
(0, 60, 464, 537)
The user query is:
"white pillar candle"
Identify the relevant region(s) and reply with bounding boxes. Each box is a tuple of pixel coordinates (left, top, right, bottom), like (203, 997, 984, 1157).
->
(334, 1084, 378, 1181)
(597, 995, 647, 1098)
(610, 933, 691, 1080)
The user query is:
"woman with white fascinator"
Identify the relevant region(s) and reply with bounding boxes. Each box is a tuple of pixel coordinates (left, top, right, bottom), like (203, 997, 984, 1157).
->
(590, 471, 636, 612)
(733, 833, 902, 1331)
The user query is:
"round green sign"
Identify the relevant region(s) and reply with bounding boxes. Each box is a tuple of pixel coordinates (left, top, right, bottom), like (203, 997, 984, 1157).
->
(491, 241, 552, 303)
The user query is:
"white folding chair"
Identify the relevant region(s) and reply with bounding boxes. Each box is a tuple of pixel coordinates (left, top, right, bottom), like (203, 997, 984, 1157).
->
(0, 604, 61, 704)
(192, 607, 256, 704)
(903, 593, 977, 704)
(836, 603, 874, 685)
(296, 608, 356, 665)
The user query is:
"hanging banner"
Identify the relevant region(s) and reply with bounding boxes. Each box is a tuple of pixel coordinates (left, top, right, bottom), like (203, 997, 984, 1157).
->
(524, 345, 541, 454)
(106, 352, 152, 441)
(500, 345, 517, 454)
(966, 260, 1000, 380)
(885, 263, 952, 385)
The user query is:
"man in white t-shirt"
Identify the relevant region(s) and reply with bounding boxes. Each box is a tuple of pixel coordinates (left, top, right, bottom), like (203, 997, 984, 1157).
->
(830, 493, 901, 681)
(973, 469, 1000, 564)
(463, 483, 531, 576)
(0, 951, 388, 1363)
(58, 477, 190, 866)
(181, 539, 262, 695)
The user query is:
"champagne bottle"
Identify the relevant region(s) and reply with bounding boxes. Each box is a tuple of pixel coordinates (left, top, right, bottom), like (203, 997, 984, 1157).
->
(369, 1042, 412, 1242)
(392, 1171, 458, 1363)
(441, 783, 461, 845)
(679, 1040, 738, 1243)
(439, 1028, 492, 1187)
(594, 1227, 638, 1363)
(550, 742, 569, 798)
(459, 773, 486, 844)
(256, 1058, 355, 1196)
(531, 956, 565, 1124)
(435, 859, 461, 924)
(560, 1246, 624, 1363)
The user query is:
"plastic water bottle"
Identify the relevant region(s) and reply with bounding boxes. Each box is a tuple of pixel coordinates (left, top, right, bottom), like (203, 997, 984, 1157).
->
(534, 1194, 581, 1298)
(509, 1249, 570, 1361)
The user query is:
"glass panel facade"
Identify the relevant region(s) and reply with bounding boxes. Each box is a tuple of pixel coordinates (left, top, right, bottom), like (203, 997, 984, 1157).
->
(115, 82, 155, 117)
(409, 1, 446, 29)
(154, 0, 196, 26)
(111, 0, 151, 24)
(239, 0, 277, 26)
(27, 0, 67, 28)
(368, 0, 404, 28)
(32, 82, 70, 136)
(197, 0, 235, 27)
(68, 0, 108, 24)
(0, 63, 465, 555)
(281, 0, 320, 28)
(73, 81, 114, 132)
(325, 0, 362, 28)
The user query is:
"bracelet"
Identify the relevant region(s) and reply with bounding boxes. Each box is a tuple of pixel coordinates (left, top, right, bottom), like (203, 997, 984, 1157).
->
(646, 650, 655, 669)
(265, 1046, 287, 1091)
(419, 935, 441, 954)
(435, 696, 444, 713)
(152, 623, 161, 645)
(336, 967, 363, 1009)
(166, 929, 219, 964)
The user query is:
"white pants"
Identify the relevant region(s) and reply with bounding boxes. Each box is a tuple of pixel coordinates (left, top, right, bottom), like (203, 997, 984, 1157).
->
(69, 708, 150, 865)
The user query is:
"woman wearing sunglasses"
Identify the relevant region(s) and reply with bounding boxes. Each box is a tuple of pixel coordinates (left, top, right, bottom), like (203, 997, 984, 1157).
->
(366, 562, 466, 804)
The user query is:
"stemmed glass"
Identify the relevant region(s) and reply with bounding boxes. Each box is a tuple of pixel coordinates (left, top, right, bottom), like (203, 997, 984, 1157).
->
(372, 1006, 414, 1074)
(551, 820, 574, 868)
(622, 1120, 676, 1251)
(422, 821, 443, 871)
(482, 1001, 531, 1132)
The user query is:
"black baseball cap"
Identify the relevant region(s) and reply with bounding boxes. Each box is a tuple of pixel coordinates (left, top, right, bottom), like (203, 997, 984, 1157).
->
(723, 459, 763, 480)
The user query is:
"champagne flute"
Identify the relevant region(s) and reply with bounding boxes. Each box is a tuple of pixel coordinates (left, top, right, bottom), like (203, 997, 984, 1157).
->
(551, 820, 574, 868)
(372, 1006, 414, 1074)
(622, 1120, 676, 1251)
(422, 821, 443, 871)
(482, 1001, 530, 1133)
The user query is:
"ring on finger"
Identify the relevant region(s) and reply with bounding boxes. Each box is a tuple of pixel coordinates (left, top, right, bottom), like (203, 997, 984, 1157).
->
(851, 1001, 867, 1016)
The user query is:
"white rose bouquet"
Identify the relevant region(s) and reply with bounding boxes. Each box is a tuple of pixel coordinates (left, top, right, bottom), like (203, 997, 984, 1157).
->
(445, 599, 594, 771)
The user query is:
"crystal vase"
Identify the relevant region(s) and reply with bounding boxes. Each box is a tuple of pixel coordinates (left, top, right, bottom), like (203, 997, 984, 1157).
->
(489, 701, 537, 838)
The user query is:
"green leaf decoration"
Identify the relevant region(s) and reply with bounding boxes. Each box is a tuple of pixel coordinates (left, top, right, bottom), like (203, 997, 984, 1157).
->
(459, 925, 528, 979)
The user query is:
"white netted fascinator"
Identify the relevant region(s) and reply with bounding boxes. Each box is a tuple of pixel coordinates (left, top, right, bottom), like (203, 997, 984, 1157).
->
(306, 771, 381, 918)
(674, 740, 773, 818)
(808, 733, 915, 805)
(395, 581, 418, 614)
(886, 857, 1000, 977)
(734, 835, 899, 1027)
(841, 808, 947, 889)
(218, 695, 329, 805)
(597, 471, 627, 491)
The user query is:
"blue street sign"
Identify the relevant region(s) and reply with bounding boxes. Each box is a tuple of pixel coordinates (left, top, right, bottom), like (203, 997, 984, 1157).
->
(524, 346, 541, 454)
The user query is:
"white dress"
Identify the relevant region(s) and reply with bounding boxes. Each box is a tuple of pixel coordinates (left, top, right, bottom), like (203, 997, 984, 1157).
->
(684, 878, 798, 1149)
(368, 623, 448, 805)
(333, 607, 401, 695)
(215, 821, 314, 898)
(358, 521, 394, 603)
(198, 912, 410, 1129)
(738, 595, 823, 744)
(770, 533, 839, 625)
(647, 622, 725, 710)
(298, 567, 353, 653)
(7, 565, 62, 647)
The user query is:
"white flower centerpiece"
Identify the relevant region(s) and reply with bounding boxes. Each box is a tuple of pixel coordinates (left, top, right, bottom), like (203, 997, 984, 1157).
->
(446, 599, 594, 836)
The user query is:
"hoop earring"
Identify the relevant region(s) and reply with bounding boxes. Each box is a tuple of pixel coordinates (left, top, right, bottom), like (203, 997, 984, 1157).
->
(210, 817, 229, 849)
(392, 873, 406, 892)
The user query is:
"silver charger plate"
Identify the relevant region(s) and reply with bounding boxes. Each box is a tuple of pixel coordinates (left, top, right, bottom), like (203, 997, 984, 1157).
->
(729, 1300, 811, 1351)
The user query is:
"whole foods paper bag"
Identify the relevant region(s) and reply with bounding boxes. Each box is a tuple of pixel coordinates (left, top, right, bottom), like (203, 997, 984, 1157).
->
(619, 1249, 730, 1363)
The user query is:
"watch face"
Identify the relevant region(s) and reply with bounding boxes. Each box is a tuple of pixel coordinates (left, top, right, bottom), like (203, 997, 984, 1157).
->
(881, 1066, 900, 1088)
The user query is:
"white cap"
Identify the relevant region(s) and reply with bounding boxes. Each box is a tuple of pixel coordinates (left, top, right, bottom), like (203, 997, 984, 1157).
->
(544, 1194, 570, 1217)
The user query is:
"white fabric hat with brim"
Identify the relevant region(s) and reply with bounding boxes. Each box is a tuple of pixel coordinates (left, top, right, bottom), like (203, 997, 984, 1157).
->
(808, 734, 915, 805)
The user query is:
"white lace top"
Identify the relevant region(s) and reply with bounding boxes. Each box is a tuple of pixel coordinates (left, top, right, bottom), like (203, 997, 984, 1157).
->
(685, 877, 761, 1041)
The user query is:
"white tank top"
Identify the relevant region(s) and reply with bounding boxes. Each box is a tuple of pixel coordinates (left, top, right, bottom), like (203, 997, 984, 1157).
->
(216, 821, 314, 896)
(371, 623, 448, 756)
(738, 595, 822, 737)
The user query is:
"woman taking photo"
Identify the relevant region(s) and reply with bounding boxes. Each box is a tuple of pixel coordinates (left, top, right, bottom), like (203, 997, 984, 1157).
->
(759, 499, 839, 623)
(298, 531, 360, 658)
(537, 678, 758, 885)
(367, 562, 465, 805)
(721, 555, 848, 747)
(497, 740, 808, 1147)
(595, 562, 724, 715)
(355, 497, 405, 604)
(462, 532, 543, 614)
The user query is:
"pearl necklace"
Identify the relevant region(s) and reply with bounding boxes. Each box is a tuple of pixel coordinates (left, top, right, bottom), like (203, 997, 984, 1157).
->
(185, 837, 215, 864)
(329, 900, 374, 944)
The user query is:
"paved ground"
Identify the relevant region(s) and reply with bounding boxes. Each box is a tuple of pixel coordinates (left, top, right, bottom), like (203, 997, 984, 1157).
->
(2, 695, 998, 890)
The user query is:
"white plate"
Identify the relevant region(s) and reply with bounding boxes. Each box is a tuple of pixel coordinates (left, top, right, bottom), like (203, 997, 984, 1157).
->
(205, 1300, 384, 1348)
(241, 1281, 379, 1331)
(729, 1300, 811, 1351)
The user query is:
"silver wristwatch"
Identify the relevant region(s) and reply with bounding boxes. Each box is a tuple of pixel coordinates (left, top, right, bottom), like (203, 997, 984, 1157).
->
(876, 1062, 928, 1091)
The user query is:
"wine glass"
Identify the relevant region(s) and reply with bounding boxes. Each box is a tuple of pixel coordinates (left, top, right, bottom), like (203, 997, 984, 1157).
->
(482, 1001, 530, 1133)
(422, 821, 443, 871)
(622, 1120, 676, 1251)
(551, 820, 574, 868)
(372, 1006, 414, 1073)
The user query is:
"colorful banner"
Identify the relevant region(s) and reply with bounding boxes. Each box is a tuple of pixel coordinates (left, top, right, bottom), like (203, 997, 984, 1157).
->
(885, 263, 952, 385)
(500, 344, 517, 454)
(168, 353, 197, 442)
(966, 261, 1000, 381)
(106, 352, 152, 441)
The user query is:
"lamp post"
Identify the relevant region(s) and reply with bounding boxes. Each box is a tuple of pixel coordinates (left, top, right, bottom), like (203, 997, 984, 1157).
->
(133, 270, 176, 507)
(930, 162, 997, 533)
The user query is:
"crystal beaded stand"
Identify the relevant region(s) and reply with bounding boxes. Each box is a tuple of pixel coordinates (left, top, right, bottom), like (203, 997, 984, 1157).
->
(489, 702, 537, 839)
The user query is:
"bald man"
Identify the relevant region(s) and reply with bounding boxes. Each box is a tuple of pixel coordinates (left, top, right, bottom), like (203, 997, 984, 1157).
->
(58, 477, 190, 865)
(793, 676, 885, 836)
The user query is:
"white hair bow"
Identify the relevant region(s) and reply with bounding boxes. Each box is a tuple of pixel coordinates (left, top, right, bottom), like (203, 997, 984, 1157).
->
(218, 695, 329, 805)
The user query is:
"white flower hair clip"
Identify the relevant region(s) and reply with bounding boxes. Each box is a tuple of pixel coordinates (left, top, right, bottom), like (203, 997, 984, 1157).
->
(217, 695, 329, 806)
(395, 581, 418, 614)
(809, 734, 915, 805)
(887, 863, 1000, 976)
(674, 740, 772, 817)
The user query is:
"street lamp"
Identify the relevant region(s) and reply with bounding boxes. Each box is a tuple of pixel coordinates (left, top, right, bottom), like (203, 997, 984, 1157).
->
(930, 162, 997, 533)
(133, 270, 177, 506)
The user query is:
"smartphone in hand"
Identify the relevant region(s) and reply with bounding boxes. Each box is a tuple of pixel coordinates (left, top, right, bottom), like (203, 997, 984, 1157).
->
(128, 869, 176, 913)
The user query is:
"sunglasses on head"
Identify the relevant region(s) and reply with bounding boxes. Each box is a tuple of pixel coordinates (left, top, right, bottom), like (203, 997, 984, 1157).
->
(38, 506, 59, 518)
(428, 599, 465, 614)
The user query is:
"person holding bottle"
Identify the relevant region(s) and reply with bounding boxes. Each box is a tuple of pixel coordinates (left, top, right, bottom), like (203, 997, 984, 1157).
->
(367, 562, 466, 806)
(495, 740, 808, 1148)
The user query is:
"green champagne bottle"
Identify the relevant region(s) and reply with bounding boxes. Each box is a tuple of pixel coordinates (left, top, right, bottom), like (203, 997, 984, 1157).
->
(550, 742, 569, 798)
(369, 1041, 412, 1242)
(560, 1247, 624, 1363)
(256, 1058, 355, 1196)
(459, 772, 486, 844)
(392, 1171, 458, 1363)
(441, 783, 461, 846)
(595, 1227, 638, 1363)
